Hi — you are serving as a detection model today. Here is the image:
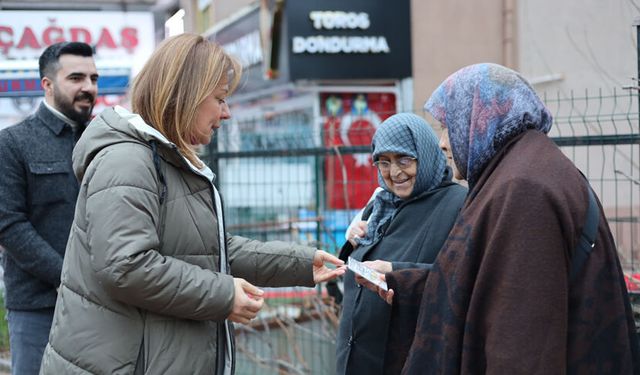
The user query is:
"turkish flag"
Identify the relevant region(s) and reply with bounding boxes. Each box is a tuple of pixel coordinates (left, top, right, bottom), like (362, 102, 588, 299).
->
(322, 93, 396, 209)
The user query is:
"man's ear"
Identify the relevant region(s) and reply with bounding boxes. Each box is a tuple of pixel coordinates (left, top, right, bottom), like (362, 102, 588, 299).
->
(41, 76, 53, 96)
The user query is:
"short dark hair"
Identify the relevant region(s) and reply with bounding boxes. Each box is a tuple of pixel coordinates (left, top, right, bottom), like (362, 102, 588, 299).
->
(38, 42, 95, 80)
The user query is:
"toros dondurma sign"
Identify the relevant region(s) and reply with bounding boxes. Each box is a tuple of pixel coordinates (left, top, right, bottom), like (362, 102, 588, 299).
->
(286, 0, 411, 80)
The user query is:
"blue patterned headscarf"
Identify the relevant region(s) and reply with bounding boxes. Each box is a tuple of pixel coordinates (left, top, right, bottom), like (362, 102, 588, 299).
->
(425, 63, 553, 187)
(357, 113, 446, 246)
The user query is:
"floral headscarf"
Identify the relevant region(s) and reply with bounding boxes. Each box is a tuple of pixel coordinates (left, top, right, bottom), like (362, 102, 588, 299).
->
(357, 113, 446, 246)
(425, 63, 553, 187)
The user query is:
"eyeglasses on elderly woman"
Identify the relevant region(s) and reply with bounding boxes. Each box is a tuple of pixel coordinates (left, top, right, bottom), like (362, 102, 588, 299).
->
(373, 156, 417, 172)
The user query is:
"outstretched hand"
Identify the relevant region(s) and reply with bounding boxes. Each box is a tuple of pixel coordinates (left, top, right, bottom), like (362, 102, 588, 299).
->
(313, 250, 346, 284)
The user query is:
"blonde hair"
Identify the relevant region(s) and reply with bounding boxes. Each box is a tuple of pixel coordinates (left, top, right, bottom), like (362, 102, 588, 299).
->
(131, 33, 242, 167)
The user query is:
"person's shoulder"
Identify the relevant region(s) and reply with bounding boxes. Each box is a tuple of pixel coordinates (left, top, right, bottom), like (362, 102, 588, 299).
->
(446, 181, 468, 195)
(436, 183, 467, 214)
(492, 133, 576, 187)
(434, 180, 468, 200)
(94, 142, 154, 171)
(0, 115, 38, 149)
(485, 164, 581, 214)
(505, 151, 580, 194)
(412, 182, 467, 211)
(0, 113, 37, 135)
(84, 142, 158, 194)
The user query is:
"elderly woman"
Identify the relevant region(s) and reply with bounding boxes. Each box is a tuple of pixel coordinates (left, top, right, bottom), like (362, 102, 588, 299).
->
(335, 113, 467, 374)
(375, 64, 640, 374)
(39, 33, 345, 375)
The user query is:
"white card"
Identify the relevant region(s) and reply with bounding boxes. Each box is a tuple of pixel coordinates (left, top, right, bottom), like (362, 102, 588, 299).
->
(347, 257, 388, 291)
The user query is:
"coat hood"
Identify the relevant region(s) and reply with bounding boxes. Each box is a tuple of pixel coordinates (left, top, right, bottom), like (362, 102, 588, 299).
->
(73, 106, 177, 182)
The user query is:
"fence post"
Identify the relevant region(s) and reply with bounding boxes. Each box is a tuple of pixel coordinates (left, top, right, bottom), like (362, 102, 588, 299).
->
(633, 18, 640, 277)
(316, 117, 326, 254)
(635, 18, 640, 131)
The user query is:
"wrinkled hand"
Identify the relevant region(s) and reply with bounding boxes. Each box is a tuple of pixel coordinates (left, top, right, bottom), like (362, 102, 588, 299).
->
(347, 221, 368, 247)
(313, 250, 346, 284)
(228, 278, 264, 325)
(379, 283, 394, 305)
(354, 260, 394, 305)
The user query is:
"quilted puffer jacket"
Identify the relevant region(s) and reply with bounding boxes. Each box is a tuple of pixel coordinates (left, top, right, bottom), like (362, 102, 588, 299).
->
(40, 106, 317, 374)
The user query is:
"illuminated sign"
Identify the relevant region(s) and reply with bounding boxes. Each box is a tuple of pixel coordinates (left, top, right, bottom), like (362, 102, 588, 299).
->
(0, 11, 154, 98)
(291, 11, 390, 55)
(286, 0, 411, 80)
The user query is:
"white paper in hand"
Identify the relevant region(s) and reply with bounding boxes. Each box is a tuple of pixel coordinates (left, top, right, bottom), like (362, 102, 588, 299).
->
(347, 257, 388, 291)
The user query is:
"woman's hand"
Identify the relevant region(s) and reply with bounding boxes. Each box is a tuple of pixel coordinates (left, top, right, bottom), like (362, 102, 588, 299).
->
(354, 260, 394, 305)
(228, 278, 264, 325)
(313, 250, 346, 284)
(347, 221, 368, 247)
(379, 284, 394, 305)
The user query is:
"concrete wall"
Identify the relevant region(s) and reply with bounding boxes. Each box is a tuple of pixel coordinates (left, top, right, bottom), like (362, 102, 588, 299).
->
(518, 0, 638, 94)
(409, 0, 511, 111)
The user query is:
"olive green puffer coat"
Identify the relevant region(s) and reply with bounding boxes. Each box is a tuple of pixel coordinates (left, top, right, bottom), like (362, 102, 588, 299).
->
(40, 107, 316, 374)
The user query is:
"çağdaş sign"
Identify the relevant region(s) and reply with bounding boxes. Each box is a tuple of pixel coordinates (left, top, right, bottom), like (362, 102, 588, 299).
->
(0, 11, 154, 97)
(286, 0, 411, 80)
(0, 11, 154, 60)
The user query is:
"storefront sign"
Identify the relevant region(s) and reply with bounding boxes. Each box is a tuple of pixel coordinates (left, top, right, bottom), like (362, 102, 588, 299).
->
(291, 11, 390, 54)
(292, 35, 390, 54)
(222, 30, 263, 69)
(0, 25, 139, 55)
(0, 10, 154, 85)
(207, 5, 290, 94)
(0, 11, 154, 114)
(286, 0, 411, 80)
(0, 12, 153, 60)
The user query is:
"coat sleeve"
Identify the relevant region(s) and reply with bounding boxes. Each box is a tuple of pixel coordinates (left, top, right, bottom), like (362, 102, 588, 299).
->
(227, 235, 315, 287)
(86, 147, 235, 322)
(0, 129, 63, 287)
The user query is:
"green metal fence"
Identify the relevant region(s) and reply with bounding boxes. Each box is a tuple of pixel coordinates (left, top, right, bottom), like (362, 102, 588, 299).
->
(203, 88, 639, 374)
(543, 88, 639, 272)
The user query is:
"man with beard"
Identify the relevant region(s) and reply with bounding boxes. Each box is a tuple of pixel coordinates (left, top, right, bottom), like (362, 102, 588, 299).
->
(0, 42, 97, 375)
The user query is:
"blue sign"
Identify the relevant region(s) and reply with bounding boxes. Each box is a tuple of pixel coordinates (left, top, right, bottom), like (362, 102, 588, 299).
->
(0, 69, 130, 97)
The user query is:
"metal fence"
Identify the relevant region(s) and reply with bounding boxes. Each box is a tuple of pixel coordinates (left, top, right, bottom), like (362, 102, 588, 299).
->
(542, 88, 639, 272)
(203, 89, 639, 374)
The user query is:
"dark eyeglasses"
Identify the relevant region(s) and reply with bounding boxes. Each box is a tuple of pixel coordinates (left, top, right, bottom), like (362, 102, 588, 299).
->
(373, 156, 416, 172)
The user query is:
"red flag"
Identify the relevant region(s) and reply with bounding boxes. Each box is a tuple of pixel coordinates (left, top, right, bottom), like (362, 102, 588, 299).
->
(322, 92, 396, 209)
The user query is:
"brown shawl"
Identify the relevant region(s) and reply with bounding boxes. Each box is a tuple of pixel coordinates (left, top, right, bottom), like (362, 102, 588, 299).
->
(384, 130, 640, 374)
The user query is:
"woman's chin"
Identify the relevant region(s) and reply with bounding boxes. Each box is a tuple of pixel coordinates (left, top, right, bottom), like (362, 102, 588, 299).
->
(392, 187, 412, 199)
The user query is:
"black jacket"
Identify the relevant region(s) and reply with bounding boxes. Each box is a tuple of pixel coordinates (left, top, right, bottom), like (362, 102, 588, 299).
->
(0, 103, 81, 310)
(336, 176, 467, 375)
